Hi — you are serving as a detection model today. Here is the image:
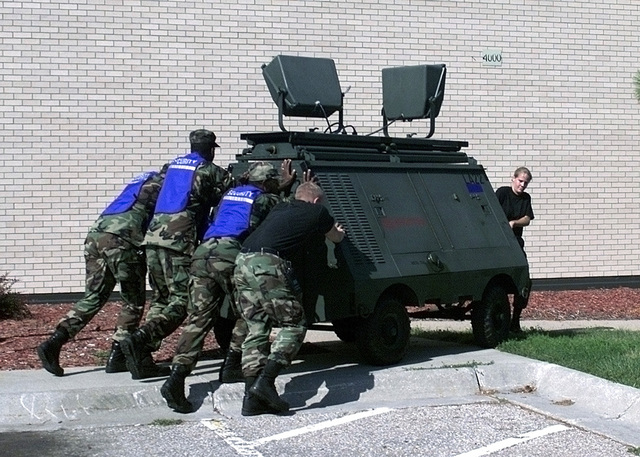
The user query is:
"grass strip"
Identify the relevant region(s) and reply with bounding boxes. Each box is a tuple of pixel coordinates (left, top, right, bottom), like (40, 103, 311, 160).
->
(412, 327, 640, 389)
(499, 328, 640, 389)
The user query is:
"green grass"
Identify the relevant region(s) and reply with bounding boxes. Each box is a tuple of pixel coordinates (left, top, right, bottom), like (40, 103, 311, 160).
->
(150, 418, 184, 426)
(412, 327, 640, 389)
(93, 349, 110, 365)
(499, 328, 640, 389)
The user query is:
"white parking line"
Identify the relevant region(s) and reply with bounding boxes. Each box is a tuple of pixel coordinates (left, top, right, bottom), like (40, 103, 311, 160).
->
(201, 407, 394, 456)
(201, 419, 264, 457)
(453, 424, 570, 457)
(255, 407, 394, 444)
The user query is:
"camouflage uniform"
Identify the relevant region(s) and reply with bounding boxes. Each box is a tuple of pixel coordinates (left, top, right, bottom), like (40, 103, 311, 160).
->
(233, 251, 307, 375)
(233, 198, 336, 378)
(142, 158, 232, 347)
(159, 163, 284, 412)
(172, 236, 242, 369)
(119, 130, 235, 381)
(56, 172, 164, 341)
(172, 179, 280, 371)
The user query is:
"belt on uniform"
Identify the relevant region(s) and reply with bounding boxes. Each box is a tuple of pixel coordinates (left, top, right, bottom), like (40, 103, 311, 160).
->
(240, 247, 281, 257)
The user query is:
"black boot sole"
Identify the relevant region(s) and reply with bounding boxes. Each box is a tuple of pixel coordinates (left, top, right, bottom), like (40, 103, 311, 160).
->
(37, 345, 64, 377)
(128, 360, 171, 380)
(119, 338, 152, 379)
(128, 363, 170, 380)
(241, 393, 281, 416)
(119, 338, 141, 376)
(105, 361, 129, 373)
(160, 384, 193, 414)
(250, 384, 289, 412)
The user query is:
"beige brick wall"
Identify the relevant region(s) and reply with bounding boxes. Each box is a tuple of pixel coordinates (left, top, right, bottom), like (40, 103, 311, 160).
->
(2, 0, 639, 294)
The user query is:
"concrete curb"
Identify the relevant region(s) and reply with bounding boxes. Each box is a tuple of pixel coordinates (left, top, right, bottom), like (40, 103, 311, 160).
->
(1, 326, 638, 447)
(488, 359, 640, 446)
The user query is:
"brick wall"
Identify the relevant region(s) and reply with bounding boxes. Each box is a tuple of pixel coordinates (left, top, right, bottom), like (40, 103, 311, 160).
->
(1, 0, 639, 294)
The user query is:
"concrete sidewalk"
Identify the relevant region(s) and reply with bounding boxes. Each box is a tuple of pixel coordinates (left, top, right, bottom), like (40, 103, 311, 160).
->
(412, 318, 640, 332)
(0, 320, 639, 447)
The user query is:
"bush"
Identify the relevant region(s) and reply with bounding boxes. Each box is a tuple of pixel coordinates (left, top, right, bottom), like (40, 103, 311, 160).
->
(0, 273, 31, 320)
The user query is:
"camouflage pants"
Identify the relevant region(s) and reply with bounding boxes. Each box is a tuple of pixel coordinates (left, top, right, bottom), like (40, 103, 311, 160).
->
(233, 252, 307, 377)
(172, 237, 248, 371)
(144, 245, 191, 349)
(57, 232, 146, 342)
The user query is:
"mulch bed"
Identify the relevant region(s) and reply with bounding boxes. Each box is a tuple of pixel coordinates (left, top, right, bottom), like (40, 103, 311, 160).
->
(2, 287, 640, 372)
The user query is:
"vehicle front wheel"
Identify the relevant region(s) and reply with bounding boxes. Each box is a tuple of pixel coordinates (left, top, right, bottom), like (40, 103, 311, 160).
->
(471, 284, 510, 348)
(332, 317, 361, 343)
(356, 298, 411, 366)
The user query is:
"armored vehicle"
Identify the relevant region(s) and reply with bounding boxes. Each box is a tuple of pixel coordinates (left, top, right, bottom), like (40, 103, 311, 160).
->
(229, 55, 531, 366)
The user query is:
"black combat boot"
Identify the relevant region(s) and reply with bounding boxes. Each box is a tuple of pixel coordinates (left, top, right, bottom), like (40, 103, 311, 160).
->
(37, 328, 69, 377)
(105, 341, 128, 373)
(219, 349, 244, 384)
(161, 365, 193, 413)
(120, 328, 168, 379)
(249, 360, 289, 413)
(129, 353, 170, 380)
(241, 376, 280, 416)
(120, 328, 150, 369)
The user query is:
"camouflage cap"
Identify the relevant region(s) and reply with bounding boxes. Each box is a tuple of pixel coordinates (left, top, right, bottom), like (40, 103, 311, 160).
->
(189, 129, 220, 147)
(248, 161, 279, 182)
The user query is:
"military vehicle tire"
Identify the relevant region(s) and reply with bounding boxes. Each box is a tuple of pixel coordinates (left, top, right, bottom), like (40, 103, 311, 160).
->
(356, 298, 410, 366)
(332, 318, 361, 342)
(471, 284, 510, 348)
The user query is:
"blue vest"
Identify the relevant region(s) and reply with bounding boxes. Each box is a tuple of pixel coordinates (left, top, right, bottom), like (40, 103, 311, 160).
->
(154, 152, 206, 214)
(203, 184, 263, 240)
(101, 171, 159, 216)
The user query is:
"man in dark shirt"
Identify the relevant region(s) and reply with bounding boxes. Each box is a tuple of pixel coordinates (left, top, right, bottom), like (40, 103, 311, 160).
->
(495, 167, 534, 250)
(495, 166, 534, 332)
(233, 181, 345, 416)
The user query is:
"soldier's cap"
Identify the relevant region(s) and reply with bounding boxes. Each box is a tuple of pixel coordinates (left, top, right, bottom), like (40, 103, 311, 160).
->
(189, 129, 220, 147)
(248, 161, 279, 182)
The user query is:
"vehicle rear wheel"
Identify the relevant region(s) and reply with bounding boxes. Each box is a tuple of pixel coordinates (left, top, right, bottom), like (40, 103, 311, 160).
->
(471, 284, 510, 348)
(332, 317, 361, 342)
(356, 298, 410, 366)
